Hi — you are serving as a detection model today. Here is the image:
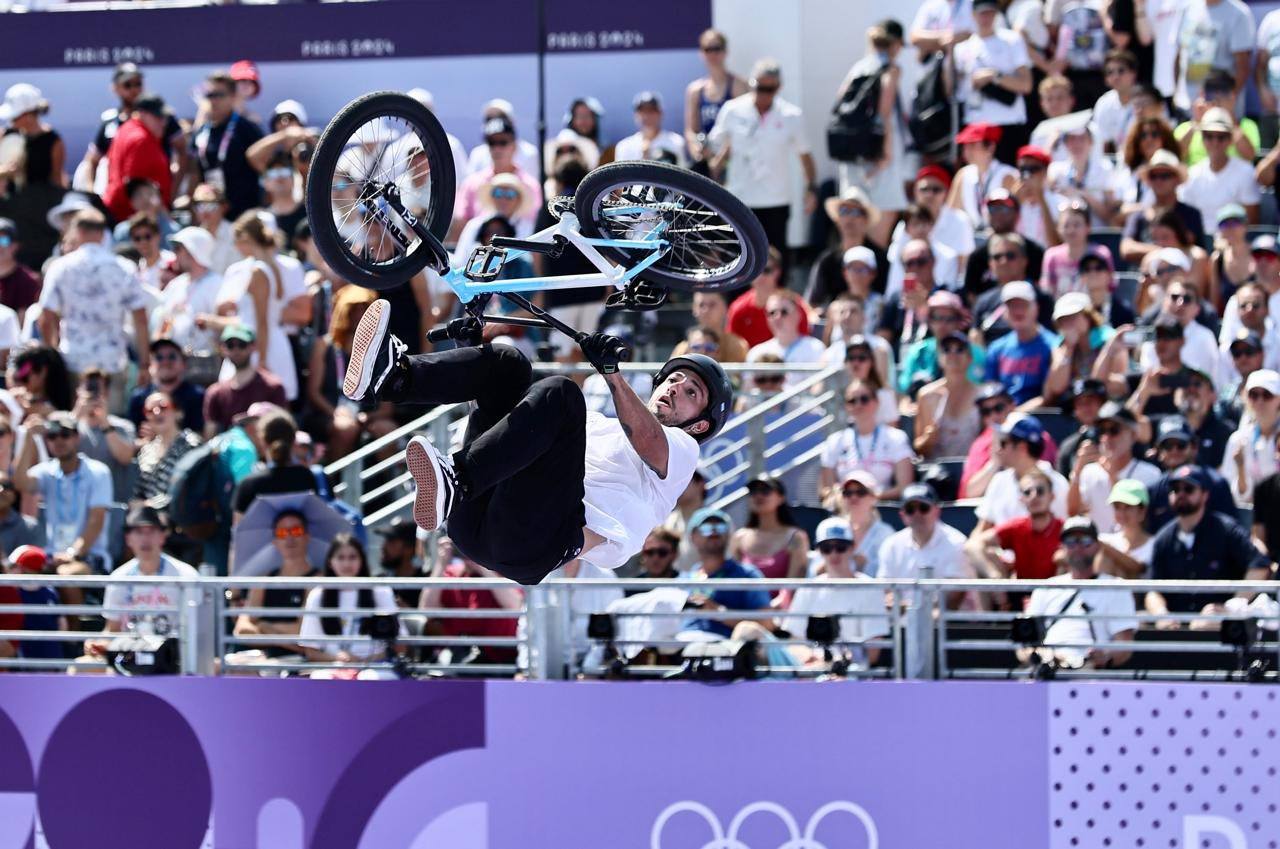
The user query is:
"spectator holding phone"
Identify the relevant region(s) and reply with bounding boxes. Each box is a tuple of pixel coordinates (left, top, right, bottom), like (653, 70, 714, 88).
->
(1222, 369, 1280, 504)
(1138, 279, 1221, 387)
(1128, 316, 1198, 418)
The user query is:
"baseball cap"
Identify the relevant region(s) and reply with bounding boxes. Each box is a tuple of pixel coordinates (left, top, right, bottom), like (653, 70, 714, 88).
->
(746, 474, 785, 495)
(44, 411, 77, 436)
(1169, 464, 1209, 490)
(1052, 291, 1092, 322)
(999, 414, 1045, 445)
(229, 59, 261, 87)
(842, 245, 877, 269)
(149, 337, 184, 358)
(1108, 479, 1150, 507)
(1061, 515, 1099, 540)
(986, 188, 1018, 209)
(939, 330, 970, 348)
(1000, 280, 1037, 303)
(956, 122, 1001, 145)
(112, 62, 142, 83)
(901, 483, 939, 506)
(813, 517, 855, 546)
(1016, 145, 1052, 165)
(1200, 107, 1234, 134)
(1068, 377, 1108, 402)
(1097, 401, 1137, 428)
(124, 504, 166, 531)
(1078, 249, 1111, 272)
(1245, 369, 1280, 396)
(973, 0, 1001, 11)
(916, 164, 952, 189)
(977, 381, 1013, 403)
(375, 517, 417, 542)
(1216, 203, 1247, 225)
(1152, 246, 1192, 272)
(1229, 329, 1264, 355)
(272, 99, 308, 125)
(688, 507, 732, 535)
(841, 469, 881, 497)
(221, 324, 256, 344)
(1252, 234, 1280, 257)
(632, 90, 663, 110)
(9, 544, 46, 573)
(1156, 415, 1194, 445)
(232, 401, 283, 427)
(483, 116, 516, 139)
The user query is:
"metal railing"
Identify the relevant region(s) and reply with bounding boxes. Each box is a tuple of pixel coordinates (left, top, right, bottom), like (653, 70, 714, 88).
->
(2, 573, 1276, 682)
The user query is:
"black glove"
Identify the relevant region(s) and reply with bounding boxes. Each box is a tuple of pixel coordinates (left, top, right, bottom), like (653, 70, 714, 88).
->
(579, 332, 626, 375)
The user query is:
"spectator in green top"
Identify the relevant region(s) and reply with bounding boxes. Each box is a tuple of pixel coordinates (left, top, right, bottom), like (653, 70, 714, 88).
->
(897, 290, 985, 396)
(1174, 70, 1258, 167)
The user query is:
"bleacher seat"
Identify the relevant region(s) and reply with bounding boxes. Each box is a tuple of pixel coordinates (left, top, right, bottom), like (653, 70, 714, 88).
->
(939, 500, 981, 536)
(1032, 409, 1078, 445)
(1088, 228, 1123, 263)
(877, 501, 905, 530)
(898, 413, 915, 439)
(790, 505, 832, 541)
(1113, 271, 1140, 307)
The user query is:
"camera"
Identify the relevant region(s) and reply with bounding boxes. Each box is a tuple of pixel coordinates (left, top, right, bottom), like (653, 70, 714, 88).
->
(359, 614, 399, 641)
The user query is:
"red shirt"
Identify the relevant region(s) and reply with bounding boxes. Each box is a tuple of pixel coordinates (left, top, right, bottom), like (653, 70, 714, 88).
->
(104, 117, 172, 222)
(0, 585, 19, 652)
(994, 515, 1063, 580)
(0, 264, 40, 317)
(727, 289, 809, 348)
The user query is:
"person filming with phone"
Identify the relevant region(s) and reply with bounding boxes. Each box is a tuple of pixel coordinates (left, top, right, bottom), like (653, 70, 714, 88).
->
(1127, 315, 1197, 420)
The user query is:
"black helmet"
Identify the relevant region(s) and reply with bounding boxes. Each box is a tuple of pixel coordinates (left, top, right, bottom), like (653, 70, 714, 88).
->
(653, 353, 734, 443)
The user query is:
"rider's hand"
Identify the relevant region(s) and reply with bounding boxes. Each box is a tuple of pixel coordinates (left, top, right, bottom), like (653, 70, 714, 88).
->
(580, 332, 625, 375)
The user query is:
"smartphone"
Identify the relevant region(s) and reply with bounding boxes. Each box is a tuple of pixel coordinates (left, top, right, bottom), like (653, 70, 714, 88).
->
(903, 274, 918, 293)
(1122, 328, 1152, 347)
(1159, 372, 1190, 390)
(84, 375, 102, 397)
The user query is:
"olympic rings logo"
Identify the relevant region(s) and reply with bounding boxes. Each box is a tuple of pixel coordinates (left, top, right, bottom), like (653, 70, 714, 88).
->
(650, 800, 879, 849)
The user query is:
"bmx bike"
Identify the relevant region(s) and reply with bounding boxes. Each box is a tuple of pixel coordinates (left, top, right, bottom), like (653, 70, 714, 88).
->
(304, 91, 768, 356)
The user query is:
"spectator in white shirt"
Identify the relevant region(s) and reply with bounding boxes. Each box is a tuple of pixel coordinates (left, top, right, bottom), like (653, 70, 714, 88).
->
(745, 292, 826, 387)
(190, 183, 239, 275)
(708, 58, 817, 256)
(153, 226, 223, 355)
(974, 414, 1070, 534)
(465, 98, 541, 178)
(910, 0, 975, 58)
(1173, 0, 1255, 111)
(886, 207, 961, 296)
(613, 91, 686, 167)
(952, 0, 1033, 163)
(1092, 50, 1143, 154)
(1219, 285, 1280, 388)
(1178, 108, 1261, 228)
(1139, 280, 1222, 387)
(877, 483, 971, 609)
(1019, 516, 1137, 669)
(1047, 125, 1117, 225)
(819, 377, 915, 500)
(1067, 402, 1163, 532)
(1222, 369, 1280, 504)
(889, 165, 975, 271)
(1028, 75, 1091, 163)
(1012, 146, 1064, 248)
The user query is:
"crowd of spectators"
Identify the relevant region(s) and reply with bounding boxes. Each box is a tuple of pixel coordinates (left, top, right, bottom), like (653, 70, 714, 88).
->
(6, 4, 1280, 676)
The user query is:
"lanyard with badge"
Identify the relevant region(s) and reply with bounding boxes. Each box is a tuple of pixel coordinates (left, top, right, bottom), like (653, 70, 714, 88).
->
(197, 113, 239, 193)
(850, 424, 881, 462)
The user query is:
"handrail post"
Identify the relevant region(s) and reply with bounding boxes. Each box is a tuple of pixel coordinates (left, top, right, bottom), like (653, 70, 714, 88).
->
(825, 367, 847, 426)
(904, 568, 937, 679)
(340, 459, 361, 510)
(179, 580, 214, 675)
(746, 411, 767, 479)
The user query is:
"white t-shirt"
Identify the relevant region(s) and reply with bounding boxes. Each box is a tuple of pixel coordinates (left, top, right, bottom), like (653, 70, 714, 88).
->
(877, 522, 972, 580)
(820, 425, 915, 492)
(1139, 319, 1223, 389)
(1220, 425, 1280, 504)
(1152, 0, 1191, 96)
(581, 411, 701, 571)
(1029, 111, 1105, 163)
(102, 555, 200, 635)
(153, 270, 223, 354)
(976, 461, 1069, 524)
(1091, 90, 1136, 152)
(1220, 289, 1280, 359)
(746, 335, 827, 388)
(1076, 460, 1163, 533)
(1098, 531, 1155, 576)
(299, 586, 401, 659)
(708, 94, 810, 208)
(954, 29, 1031, 126)
(1047, 0, 1109, 71)
(911, 0, 976, 40)
(1017, 191, 1068, 247)
(1047, 156, 1116, 225)
(1025, 573, 1138, 665)
(1174, 0, 1255, 109)
(780, 577, 891, 644)
(1007, 0, 1049, 50)
(0, 302, 19, 353)
(1258, 10, 1280, 99)
(954, 162, 1018, 228)
(1178, 157, 1261, 230)
(613, 130, 687, 167)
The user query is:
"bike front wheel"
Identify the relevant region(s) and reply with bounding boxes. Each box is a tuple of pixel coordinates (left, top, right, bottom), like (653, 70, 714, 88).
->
(573, 161, 768, 292)
(305, 91, 456, 291)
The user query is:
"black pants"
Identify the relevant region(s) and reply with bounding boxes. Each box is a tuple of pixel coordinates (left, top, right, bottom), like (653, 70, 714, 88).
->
(399, 344, 587, 585)
(751, 205, 790, 258)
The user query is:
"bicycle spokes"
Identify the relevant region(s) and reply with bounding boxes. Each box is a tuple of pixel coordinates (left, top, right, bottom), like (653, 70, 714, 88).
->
(594, 184, 745, 279)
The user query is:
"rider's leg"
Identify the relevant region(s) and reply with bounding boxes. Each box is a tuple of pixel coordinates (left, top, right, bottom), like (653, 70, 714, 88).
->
(445, 375, 588, 585)
(388, 342, 533, 412)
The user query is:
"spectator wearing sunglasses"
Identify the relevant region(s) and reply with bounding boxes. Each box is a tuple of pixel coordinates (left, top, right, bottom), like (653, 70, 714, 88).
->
(1222, 369, 1280, 505)
(973, 415, 1068, 536)
(672, 292, 749, 363)
(1144, 416, 1236, 534)
(967, 468, 1063, 596)
(824, 296, 894, 384)
(1219, 283, 1280, 390)
(727, 246, 809, 348)
(127, 338, 205, 435)
(1210, 206, 1257, 317)
(806, 189, 890, 310)
(889, 168, 974, 274)
(971, 234, 1057, 345)
(0, 219, 40, 320)
(1181, 115, 1262, 232)
(1147, 465, 1271, 622)
(1246, 431, 1280, 563)
(1019, 516, 1137, 669)
(913, 330, 983, 460)
(879, 239, 952, 362)
(678, 508, 771, 639)
(1056, 377, 1108, 476)
(190, 183, 239, 274)
(630, 528, 681, 590)
(838, 334, 897, 426)
(1138, 279, 1221, 388)
(1219, 328, 1269, 426)
(819, 378, 915, 501)
(228, 508, 319, 665)
(884, 207, 961, 300)
(897, 291, 984, 396)
(1119, 151, 1206, 267)
(964, 191, 1046, 300)
(254, 150, 305, 253)
(1068, 403, 1162, 533)
(1128, 316, 1198, 420)
(189, 71, 265, 221)
(963, 382, 1013, 497)
(131, 389, 201, 510)
(1011, 146, 1064, 250)
(878, 484, 970, 608)
(452, 115, 543, 243)
(833, 471, 894, 577)
(1174, 70, 1258, 166)
(745, 292, 825, 389)
(202, 325, 286, 436)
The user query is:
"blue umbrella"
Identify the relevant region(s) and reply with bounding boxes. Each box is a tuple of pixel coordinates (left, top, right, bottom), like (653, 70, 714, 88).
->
(232, 492, 359, 577)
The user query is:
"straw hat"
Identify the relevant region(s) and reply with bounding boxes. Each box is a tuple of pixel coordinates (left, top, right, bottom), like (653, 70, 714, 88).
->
(478, 172, 537, 220)
(823, 186, 881, 227)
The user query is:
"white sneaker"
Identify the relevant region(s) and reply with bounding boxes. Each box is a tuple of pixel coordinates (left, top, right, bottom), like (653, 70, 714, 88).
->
(405, 435, 458, 532)
(343, 299, 406, 402)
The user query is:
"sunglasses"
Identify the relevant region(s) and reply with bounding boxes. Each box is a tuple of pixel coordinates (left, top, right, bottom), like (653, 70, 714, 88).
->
(491, 187, 520, 200)
(845, 394, 874, 406)
(690, 342, 719, 353)
(1248, 389, 1275, 401)
(846, 353, 871, 363)
(1019, 164, 1046, 175)
(274, 525, 307, 539)
(941, 343, 968, 355)
(204, 90, 229, 100)
(264, 167, 293, 180)
(1080, 264, 1108, 274)
(1160, 439, 1190, 451)
(1021, 485, 1048, 497)
(1168, 293, 1193, 305)
(1104, 65, 1133, 76)
(702, 44, 726, 53)
(1147, 171, 1177, 181)
(979, 401, 1009, 416)
(0, 236, 11, 248)
(902, 502, 932, 516)
(1219, 218, 1245, 229)
(1062, 536, 1095, 548)
(917, 184, 945, 195)
(1170, 483, 1201, 495)
(640, 547, 673, 558)
(839, 206, 867, 218)
(694, 521, 729, 535)
(1097, 424, 1125, 437)
(1202, 132, 1231, 143)
(1139, 130, 1163, 140)
(990, 251, 1018, 263)
(487, 137, 514, 147)
(120, 78, 143, 89)
(842, 487, 870, 499)
(223, 339, 251, 351)
(927, 312, 959, 324)
(903, 257, 931, 269)
(45, 429, 76, 441)
(818, 541, 852, 554)
(1232, 346, 1261, 358)
(194, 201, 222, 214)
(754, 84, 780, 94)
(755, 375, 784, 386)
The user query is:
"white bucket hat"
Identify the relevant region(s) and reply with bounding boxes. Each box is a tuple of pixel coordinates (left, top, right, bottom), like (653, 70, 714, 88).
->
(0, 84, 47, 123)
(170, 226, 216, 268)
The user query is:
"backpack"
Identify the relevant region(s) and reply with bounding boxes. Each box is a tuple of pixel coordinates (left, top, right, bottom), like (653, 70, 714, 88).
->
(167, 442, 235, 541)
(908, 51, 956, 158)
(826, 64, 886, 163)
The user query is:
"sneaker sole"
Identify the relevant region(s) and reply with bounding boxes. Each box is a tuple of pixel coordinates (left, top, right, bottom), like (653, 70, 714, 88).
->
(343, 299, 390, 401)
(406, 436, 443, 531)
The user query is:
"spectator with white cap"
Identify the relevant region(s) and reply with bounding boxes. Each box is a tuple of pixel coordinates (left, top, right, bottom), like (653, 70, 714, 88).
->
(1042, 291, 1128, 402)
(823, 250, 886, 340)
(972, 414, 1069, 534)
(1179, 111, 1262, 228)
(806, 187, 890, 309)
(877, 483, 970, 609)
(255, 149, 305, 251)
(0, 83, 64, 189)
(1067, 401, 1162, 532)
(152, 226, 222, 356)
(246, 98, 319, 174)
(833, 470, 895, 577)
(983, 280, 1057, 407)
(1046, 125, 1117, 225)
(465, 98, 540, 178)
(1119, 149, 1205, 266)
(405, 88, 470, 185)
(1133, 244, 1192, 316)
(1222, 369, 1280, 504)
(542, 128, 599, 180)
(613, 91, 686, 166)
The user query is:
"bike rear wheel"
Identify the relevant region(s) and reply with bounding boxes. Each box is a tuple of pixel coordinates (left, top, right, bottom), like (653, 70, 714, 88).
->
(573, 161, 767, 292)
(305, 91, 456, 291)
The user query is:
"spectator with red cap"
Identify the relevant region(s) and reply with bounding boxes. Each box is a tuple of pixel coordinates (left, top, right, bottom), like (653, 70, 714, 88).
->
(949, 122, 1017, 229)
(953, 0, 1034, 163)
(1012, 145, 1064, 249)
(894, 165, 975, 264)
(229, 59, 263, 124)
(103, 94, 173, 223)
(5, 545, 65, 662)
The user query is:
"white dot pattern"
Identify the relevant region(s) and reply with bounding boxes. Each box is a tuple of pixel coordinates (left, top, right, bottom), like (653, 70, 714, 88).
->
(1050, 684, 1280, 849)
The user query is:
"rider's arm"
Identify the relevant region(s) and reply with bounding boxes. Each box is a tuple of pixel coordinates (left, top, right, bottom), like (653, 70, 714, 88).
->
(604, 371, 670, 479)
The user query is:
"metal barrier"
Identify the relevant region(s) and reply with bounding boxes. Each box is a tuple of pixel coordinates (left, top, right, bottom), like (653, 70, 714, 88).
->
(5, 572, 1275, 682)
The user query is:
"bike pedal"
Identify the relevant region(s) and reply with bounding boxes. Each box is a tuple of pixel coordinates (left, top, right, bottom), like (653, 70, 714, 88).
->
(464, 245, 508, 282)
(604, 282, 668, 312)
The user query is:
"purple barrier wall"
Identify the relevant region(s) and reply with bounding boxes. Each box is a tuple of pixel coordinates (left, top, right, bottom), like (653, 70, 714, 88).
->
(0, 677, 1268, 848)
